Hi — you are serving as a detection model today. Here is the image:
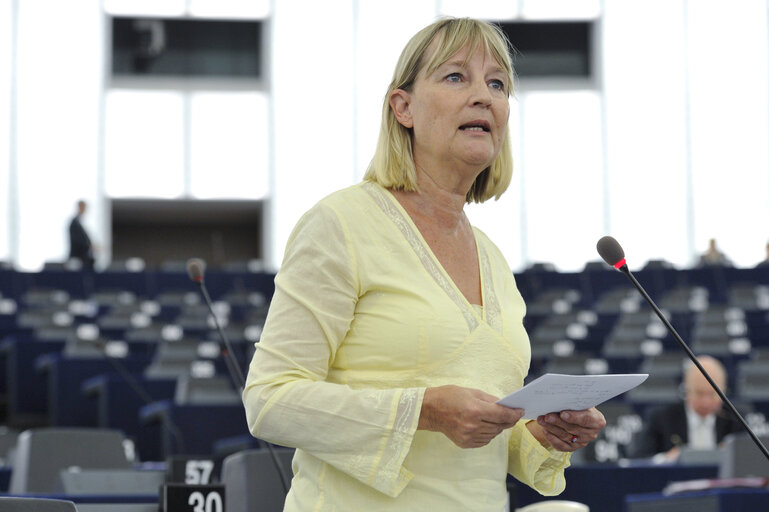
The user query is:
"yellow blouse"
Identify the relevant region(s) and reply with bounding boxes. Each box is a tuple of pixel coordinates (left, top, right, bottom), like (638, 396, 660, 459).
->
(243, 181, 570, 511)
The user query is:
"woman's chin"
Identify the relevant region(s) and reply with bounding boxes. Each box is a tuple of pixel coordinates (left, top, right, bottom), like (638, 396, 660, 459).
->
(461, 153, 496, 170)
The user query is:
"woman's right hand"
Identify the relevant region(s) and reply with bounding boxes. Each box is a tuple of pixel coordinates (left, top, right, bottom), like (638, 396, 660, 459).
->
(418, 385, 524, 448)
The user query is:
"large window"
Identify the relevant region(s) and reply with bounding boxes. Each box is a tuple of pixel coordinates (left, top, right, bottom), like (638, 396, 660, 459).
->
(105, 90, 185, 198)
(189, 92, 268, 199)
(3, 1, 769, 271)
(686, 0, 769, 267)
(517, 91, 604, 269)
(0, 0, 12, 259)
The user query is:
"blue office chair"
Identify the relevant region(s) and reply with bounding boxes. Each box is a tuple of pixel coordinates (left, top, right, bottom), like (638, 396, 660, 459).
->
(8, 427, 132, 494)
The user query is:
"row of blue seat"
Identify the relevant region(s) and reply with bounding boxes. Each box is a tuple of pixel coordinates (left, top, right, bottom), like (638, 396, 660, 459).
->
(4, 261, 767, 309)
(5, 351, 254, 462)
(0, 267, 275, 303)
(517, 263, 769, 309)
(0, 263, 766, 469)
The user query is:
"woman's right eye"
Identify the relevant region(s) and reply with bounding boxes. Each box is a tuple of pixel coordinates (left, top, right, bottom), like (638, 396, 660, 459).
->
(445, 73, 462, 82)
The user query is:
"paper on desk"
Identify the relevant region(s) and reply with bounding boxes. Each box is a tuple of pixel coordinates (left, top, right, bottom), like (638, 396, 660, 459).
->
(496, 373, 648, 419)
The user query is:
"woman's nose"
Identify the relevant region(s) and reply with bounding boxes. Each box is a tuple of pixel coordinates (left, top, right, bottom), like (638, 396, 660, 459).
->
(470, 79, 492, 106)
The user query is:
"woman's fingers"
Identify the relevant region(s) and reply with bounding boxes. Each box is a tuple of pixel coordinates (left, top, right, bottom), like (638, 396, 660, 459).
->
(420, 385, 525, 448)
(536, 407, 607, 452)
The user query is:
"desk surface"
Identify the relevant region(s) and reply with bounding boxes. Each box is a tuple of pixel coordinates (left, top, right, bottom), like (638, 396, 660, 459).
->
(626, 488, 769, 512)
(511, 463, 719, 512)
(0, 493, 158, 503)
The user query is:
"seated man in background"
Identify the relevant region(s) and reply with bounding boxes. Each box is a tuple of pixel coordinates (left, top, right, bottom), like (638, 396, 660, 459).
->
(627, 355, 744, 461)
(697, 238, 732, 267)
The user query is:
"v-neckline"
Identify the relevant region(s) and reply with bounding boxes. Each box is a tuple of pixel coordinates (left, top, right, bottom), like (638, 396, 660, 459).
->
(365, 182, 487, 317)
(389, 188, 484, 310)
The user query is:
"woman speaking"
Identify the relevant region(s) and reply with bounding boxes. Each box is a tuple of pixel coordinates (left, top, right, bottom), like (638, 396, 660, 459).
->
(243, 17, 605, 511)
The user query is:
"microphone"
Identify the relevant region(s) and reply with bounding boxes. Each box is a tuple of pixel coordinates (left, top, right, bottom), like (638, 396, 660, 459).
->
(186, 258, 245, 390)
(596, 236, 769, 462)
(186, 258, 290, 494)
(187, 258, 205, 284)
(596, 236, 626, 270)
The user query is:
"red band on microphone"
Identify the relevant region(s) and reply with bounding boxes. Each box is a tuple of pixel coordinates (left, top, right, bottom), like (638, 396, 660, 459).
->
(613, 258, 626, 269)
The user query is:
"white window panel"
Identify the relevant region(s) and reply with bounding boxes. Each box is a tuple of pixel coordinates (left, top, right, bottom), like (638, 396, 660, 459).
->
(188, 0, 270, 19)
(520, 0, 601, 20)
(15, 0, 102, 271)
(602, 0, 690, 269)
(103, 0, 186, 17)
(439, 0, 519, 20)
(105, 90, 185, 198)
(0, 0, 11, 258)
(189, 92, 268, 199)
(268, 0, 357, 269)
(517, 91, 604, 271)
(687, 0, 769, 268)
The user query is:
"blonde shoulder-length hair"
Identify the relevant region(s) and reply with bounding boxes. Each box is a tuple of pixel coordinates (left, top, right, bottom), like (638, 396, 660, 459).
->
(363, 17, 515, 204)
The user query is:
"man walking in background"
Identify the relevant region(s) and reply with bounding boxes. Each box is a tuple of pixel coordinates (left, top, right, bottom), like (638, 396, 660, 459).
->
(69, 200, 95, 271)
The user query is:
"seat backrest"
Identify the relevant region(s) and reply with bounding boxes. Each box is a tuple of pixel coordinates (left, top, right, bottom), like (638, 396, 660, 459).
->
(0, 426, 19, 464)
(9, 428, 131, 494)
(143, 342, 200, 378)
(626, 374, 680, 405)
(174, 375, 240, 405)
(677, 447, 722, 465)
(57, 468, 165, 495)
(221, 448, 294, 512)
(154, 341, 200, 362)
(719, 432, 769, 478)
(543, 356, 590, 375)
(0, 497, 78, 511)
(144, 360, 193, 379)
(738, 359, 769, 377)
(639, 354, 685, 378)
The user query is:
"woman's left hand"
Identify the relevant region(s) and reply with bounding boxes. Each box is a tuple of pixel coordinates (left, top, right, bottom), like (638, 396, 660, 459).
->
(533, 407, 606, 452)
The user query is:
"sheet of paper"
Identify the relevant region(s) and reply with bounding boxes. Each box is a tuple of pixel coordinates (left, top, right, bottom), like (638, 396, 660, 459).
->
(496, 373, 648, 419)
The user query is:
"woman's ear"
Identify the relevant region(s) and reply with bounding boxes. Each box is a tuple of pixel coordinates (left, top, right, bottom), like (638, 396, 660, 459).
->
(389, 89, 413, 128)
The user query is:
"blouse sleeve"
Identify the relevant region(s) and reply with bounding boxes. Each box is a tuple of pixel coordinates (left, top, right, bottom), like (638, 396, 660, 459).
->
(507, 421, 572, 495)
(243, 202, 424, 498)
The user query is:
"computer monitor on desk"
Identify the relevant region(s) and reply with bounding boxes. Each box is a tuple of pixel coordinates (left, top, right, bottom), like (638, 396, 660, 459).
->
(719, 433, 769, 478)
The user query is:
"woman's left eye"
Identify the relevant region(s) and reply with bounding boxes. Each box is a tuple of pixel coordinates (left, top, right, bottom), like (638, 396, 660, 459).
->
(489, 79, 505, 91)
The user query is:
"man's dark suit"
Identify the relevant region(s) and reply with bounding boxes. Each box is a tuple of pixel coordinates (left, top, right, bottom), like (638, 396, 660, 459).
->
(69, 215, 94, 270)
(627, 402, 743, 458)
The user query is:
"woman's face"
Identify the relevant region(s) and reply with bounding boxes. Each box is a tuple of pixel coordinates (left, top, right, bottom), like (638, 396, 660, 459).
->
(392, 41, 510, 184)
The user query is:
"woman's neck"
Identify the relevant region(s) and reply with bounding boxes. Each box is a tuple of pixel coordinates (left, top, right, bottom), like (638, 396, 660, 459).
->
(402, 164, 475, 228)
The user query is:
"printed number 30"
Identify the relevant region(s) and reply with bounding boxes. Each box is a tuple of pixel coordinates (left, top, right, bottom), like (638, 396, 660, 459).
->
(188, 490, 223, 512)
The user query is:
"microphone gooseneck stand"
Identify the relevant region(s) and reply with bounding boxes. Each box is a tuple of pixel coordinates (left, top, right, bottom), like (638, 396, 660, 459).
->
(187, 259, 291, 495)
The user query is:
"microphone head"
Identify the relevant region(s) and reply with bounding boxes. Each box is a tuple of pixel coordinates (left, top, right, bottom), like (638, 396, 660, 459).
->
(596, 236, 627, 269)
(186, 258, 206, 283)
